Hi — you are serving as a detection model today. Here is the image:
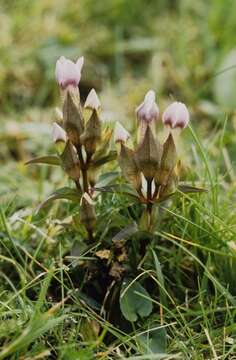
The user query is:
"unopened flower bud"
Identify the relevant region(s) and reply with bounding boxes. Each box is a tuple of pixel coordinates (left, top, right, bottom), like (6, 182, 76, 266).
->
(55, 56, 84, 90)
(84, 89, 101, 110)
(114, 122, 130, 144)
(61, 140, 80, 180)
(136, 90, 159, 123)
(162, 101, 189, 129)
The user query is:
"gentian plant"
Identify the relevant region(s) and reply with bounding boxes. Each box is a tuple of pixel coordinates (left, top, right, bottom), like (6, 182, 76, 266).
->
(27, 56, 206, 327)
(28, 56, 116, 243)
(114, 91, 194, 233)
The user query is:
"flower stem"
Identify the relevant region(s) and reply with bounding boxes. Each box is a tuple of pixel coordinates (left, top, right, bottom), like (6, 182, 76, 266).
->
(75, 179, 82, 193)
(87, 229, 94, 244)
(81, 168, 89, 193)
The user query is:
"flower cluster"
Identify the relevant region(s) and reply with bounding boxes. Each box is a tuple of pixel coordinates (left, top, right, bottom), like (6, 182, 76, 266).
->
(28, 55, 203, 237)
(114, 90, 190, 213)
(30, 56, 116, 240)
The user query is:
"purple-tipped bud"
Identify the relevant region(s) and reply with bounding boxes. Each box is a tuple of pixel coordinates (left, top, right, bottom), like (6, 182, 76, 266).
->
(114, 122, 130, 143)
(52, 122, 67, 143)
(136, 90, 159, 123)
(84, 89, 101, 110)
(162, 101, 189, 129)
(55, 56, 84, 89)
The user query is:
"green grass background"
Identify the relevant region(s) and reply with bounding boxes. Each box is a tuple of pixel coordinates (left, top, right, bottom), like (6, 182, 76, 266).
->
(0, 0, 236, 358)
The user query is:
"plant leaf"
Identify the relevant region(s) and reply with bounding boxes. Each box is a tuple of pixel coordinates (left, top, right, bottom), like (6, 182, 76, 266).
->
(25, 156, 60, 166)
(138, 327, 167, 354)
(120, 279, 153, 322)
(37, 187, 81, 212)
(96, 183, 139, 200)
(112, 223, 138, 242)
(91, 150, 117, 168)
(152, 249, 167, 307)
(178, 184, 207, 193)
(95, 171, 119, 188)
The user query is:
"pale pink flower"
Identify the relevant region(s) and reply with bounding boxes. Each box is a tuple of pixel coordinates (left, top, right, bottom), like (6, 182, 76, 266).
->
(136, 90, 159, 123)
(162, 101, 189, 129)
(55, 56, 84, 89)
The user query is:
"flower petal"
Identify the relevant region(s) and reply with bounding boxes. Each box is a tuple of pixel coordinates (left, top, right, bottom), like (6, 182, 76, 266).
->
(162, 101, 189, 129)
(55, 56, 84, 89)
(136, 90, 159, 123)
(84, 89, 101, 110)
(114, 121, 130, 143)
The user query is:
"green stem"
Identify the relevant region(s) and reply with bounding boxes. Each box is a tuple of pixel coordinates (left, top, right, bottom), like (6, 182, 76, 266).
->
(81, 168, 89, 193)
(87, 229, 94, 244)
(139, 231, 152, 265)
(75, 179, 82, 193)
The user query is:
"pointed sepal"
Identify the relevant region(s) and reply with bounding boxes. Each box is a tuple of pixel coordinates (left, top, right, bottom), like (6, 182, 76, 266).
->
(158, 132, 177, 186)
(63, 90, 84, 146)
(135, 125, 162, 180)
(80, 110, 102, 156)
(118, 144, 141, 191)
(61, 140, 80, 180)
